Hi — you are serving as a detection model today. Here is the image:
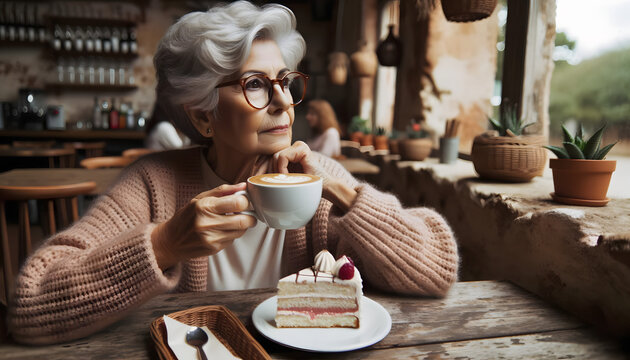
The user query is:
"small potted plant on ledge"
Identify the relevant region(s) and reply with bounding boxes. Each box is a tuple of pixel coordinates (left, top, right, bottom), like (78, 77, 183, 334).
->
(348, 116, 368, 143)
(471, 106, 547, 182)
(374, 127, 389, 151)
(401, 117, 432, 161)
(544, 124, 617, 206)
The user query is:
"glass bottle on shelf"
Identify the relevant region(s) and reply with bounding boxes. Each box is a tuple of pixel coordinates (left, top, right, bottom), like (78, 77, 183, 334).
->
(100, 99, 110, 130)
(74, 26, 84, 52)
(6, 2, 16, 42)
(111, 27, 120, 53)
(85, 27, 94, 52)
(92, 97, 101, 129)
(16, 3, 25, 42)
(126, 104, 135, 129)
(118, 65, 125, 85)
(63, 26, 73, 51)
(120, 27, 129, 54)
(109, 98, 119, 129)
(26, 4, 36, 42)
(66, 58, 75, 83)
(53, 25, 62, 51)
(129, 27, 137, 53)
(94, 27, 102, 53)
(88, 57, 95, 84)
(102, 27, 111, 53)
(77, 57, 86, 84)
(57, 57, 65, 84)
(97, 58, 105, 84)
(108, 61, 116, 85)
(127, 64, 135, 85)
(119, 102, 127, 129)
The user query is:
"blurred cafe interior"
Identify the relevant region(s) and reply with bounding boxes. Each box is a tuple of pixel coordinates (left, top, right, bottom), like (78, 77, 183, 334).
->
(1, 0, 630, 358)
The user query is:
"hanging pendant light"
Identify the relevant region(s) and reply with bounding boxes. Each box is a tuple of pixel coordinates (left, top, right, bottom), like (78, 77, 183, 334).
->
(376, 24, 402, 66)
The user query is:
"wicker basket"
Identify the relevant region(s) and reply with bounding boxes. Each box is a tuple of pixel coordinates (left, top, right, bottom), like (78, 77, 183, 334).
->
(441, 0, 497, 22)
(150, 305, 271, 360)
(471, 133, 547, 182)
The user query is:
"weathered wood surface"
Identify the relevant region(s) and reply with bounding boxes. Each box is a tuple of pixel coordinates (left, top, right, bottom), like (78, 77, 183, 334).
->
(0, 168, 122, 195)
(0, 281, 624, 359)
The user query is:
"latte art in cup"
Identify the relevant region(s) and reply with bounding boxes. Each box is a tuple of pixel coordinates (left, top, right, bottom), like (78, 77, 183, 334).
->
(249, 173, 320, 186)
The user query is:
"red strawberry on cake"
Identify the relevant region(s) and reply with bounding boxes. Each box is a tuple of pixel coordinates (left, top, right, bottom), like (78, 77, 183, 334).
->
(275, 250, 363, 328)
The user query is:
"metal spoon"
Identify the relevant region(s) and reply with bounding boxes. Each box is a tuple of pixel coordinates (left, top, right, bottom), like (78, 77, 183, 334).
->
(185, 326, 209, 360)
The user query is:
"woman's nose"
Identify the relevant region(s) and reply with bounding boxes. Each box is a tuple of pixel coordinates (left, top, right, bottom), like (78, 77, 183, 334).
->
(268, 83, 291, 113)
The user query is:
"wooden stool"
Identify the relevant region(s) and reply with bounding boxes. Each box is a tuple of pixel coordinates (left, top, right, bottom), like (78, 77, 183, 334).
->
(0, 181, 97, 305)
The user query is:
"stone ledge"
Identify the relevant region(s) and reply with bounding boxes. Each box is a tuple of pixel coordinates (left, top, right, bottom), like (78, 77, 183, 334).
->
(364, 154, 630, 336)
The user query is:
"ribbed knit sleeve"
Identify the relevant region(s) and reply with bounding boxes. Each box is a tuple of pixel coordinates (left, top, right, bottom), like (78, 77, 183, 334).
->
(310, 154, 459, 297)
(8, 159, 183, 345)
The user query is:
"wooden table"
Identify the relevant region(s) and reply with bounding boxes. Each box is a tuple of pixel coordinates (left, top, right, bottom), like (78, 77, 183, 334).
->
(0, 281, 626, 359)
(0, 168, 123, 195)
(0, 147, 77, 168)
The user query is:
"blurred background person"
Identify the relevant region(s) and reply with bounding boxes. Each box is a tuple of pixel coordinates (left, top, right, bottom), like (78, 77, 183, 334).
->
(144, 103, 191, 150)
(305, 99, 341, 158)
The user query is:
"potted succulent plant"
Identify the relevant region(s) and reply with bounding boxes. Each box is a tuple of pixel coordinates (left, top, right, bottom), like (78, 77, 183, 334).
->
(401, 118, 432, 161)
(374, 127, 389, 151)
(471, 106, 547, 182)
(544, 124, 617, 206)
(388, 129, 402, 155)
(348, 116, 368, 143)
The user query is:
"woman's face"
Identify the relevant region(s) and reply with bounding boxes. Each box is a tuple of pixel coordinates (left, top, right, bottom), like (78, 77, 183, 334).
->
(211, 40, 294, 157)
(305, 106, 318, 129)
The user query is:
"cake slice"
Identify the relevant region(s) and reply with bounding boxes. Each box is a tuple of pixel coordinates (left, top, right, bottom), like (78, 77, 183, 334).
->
(275, 250, 362, 328)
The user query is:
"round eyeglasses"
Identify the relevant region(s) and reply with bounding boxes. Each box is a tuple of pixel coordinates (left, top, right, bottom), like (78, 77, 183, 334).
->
(216, 71, 309, 110)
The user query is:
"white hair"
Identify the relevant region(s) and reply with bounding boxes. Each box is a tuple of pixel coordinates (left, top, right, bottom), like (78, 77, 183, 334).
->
(154, 1, 306, 144)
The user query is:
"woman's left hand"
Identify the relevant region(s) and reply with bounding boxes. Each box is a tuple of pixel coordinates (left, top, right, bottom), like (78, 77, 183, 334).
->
(272, 141, 357, 212)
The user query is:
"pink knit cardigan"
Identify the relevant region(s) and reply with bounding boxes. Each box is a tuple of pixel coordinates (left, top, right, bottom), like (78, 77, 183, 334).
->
(8, 147, 458, 344)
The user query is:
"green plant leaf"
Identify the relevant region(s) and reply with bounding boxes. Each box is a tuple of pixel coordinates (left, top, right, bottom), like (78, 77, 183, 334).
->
(563, 142, 585, 159)
(574, 136, 585, 151)
(520, 122, 535, 132)
(583, 125, 606, 159)
(561, 124, 574, 143)
(543, 145, 570, 159)
(576, 124, 584, 142)
(593, 142, 617, 160)
(488, 116, 503, 133)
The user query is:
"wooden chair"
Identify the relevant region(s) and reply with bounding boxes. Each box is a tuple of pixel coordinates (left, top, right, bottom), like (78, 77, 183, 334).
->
(80, 156, 134, 169)
(64, 142, 106, 167)
(0, 181, 97, 306)
(122, 148, 155, 160)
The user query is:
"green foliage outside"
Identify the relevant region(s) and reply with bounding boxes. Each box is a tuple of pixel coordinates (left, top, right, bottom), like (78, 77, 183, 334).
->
(549, 46, 630, 137)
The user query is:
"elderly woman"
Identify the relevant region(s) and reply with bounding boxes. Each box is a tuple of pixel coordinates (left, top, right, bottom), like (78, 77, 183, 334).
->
(306, 99, 342, 158)
(8, 1, 458, 345)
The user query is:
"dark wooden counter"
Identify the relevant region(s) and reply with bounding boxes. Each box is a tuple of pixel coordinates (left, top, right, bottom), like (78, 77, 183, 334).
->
(0, 130, 145, 141)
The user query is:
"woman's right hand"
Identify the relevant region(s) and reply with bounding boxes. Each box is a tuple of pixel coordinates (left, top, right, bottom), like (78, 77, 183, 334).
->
(150, 183, 256, 270)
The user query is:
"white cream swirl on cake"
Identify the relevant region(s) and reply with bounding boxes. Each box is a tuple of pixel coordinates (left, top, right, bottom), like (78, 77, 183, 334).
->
(275, 250, 363, 328)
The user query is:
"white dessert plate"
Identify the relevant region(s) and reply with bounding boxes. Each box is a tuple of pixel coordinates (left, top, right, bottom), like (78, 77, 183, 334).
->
(252, 296, 392, 352)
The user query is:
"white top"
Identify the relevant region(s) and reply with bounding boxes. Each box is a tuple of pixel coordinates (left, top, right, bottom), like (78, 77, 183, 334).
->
(200, 153, 285, 291)
(145, 122, 191, 150)
(307, 127, 341, 158)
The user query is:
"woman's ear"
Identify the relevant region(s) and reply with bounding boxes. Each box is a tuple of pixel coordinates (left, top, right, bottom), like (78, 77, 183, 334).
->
(184, 105, 214, 138)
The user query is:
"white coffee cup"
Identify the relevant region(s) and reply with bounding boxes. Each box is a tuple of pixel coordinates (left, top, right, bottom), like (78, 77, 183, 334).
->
(235, 173, 322, 230)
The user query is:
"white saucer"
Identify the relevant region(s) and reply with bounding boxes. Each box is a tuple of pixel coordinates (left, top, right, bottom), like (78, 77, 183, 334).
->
(251, 296, 391, 352)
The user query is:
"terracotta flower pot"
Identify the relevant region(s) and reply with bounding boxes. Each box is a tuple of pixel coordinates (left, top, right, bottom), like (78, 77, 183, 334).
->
(360, 134, 374, 147)
(401, 138, 432, 161)
(549, 159, 616, 206)
(388, 138, 400, 155)
(471, 132, 546, 182)
(350, 131, 363, 143)
(374, 135, 389, 150)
